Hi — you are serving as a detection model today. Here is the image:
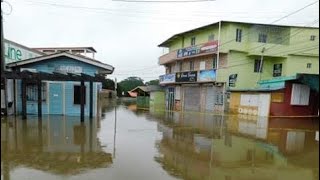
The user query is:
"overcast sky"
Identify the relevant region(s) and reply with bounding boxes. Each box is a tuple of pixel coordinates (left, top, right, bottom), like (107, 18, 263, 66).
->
(2, 0, 319, 82)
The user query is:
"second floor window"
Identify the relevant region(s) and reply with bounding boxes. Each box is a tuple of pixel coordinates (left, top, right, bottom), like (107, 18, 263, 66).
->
(213, 56, 217, 69)
(208, 34, 214, 41)
(307, 63, 312, 68)
(191, 37, 196, 46)
(189, 61, 194, 71)
(310, 35, 316, 41)
(178, 61, 183, 71)
(236, 29, 242, 42)
(254, 59, 263, 73)
(258, 33, 267, 43)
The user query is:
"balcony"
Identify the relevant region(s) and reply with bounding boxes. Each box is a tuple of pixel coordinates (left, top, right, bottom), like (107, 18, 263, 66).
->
(159, 69, 216, 85)
(158, 41, 219, 65)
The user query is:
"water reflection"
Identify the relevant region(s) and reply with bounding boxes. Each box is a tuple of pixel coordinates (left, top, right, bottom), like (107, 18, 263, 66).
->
(1, 116, 112, 178)
(1, 99, 319, 180)
(148, 108, 319, 180)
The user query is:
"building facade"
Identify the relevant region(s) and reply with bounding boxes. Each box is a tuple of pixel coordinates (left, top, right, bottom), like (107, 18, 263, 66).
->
(158, 21, 319, 115)
(2, 39, 114, 117)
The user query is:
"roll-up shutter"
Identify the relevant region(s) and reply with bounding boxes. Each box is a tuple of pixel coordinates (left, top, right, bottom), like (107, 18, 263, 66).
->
(184, 86, 200, 111)
(205, 86, 216, 112)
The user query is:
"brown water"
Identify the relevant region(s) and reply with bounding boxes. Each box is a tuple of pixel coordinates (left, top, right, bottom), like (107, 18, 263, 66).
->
(1, 100, 319, 180)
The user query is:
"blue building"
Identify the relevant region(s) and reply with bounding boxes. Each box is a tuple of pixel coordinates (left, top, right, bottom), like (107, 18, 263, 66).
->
(5, 51, 114, 117)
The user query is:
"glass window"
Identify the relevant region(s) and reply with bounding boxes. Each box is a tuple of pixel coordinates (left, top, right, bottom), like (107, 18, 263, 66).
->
(26, 82, 47, 101)
(189, 61, 194, 71)
(310, 35, 316, 41)
(258, 33, 267, 43)
(74, 85, 86, 105)
(254, 59, 263, 73)
(307, 63, 312, 68)
(191, 37, 196, 46)
(213, 56, 217, 69)
(208, 34, 214, 41)
(236, 29, 242, 42)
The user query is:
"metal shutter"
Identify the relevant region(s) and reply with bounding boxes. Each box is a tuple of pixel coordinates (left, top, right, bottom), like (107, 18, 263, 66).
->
(205, 86, 216, 112)
(184, 86, 200, 111)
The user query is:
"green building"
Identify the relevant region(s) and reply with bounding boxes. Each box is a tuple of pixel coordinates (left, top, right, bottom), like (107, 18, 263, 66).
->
(158, 20, 319, 115)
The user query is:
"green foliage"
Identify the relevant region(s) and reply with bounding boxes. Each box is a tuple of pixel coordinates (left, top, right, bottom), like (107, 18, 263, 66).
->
(102, 78, 115, 90)
(117, 77, 144, 97)
(145, 79, 159, 86)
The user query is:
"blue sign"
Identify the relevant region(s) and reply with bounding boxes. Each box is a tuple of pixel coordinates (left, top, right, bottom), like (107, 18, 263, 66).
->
(198, 69, 216, 82)
(177, 46, 200, 58)
(159, 74, 175, 84)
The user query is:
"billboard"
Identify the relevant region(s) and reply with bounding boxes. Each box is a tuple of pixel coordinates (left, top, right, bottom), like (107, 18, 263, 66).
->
(177, 40, 218, 58)
(159, 74, 175, 84)
(198, 69, 216, 82)
(175, 71, 197, 82)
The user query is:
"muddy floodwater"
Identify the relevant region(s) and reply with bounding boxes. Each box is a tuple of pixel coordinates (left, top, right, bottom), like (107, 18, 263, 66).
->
(1, 99, 319, 180)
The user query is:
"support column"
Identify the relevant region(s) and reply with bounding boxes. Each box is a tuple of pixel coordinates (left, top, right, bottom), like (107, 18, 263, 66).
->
(37, 80, 42, 118)
(89, 81, 93, 119)
(80, 80, 85, 122)
(22, 79, 27, 120)
(13, 79, 16, 116)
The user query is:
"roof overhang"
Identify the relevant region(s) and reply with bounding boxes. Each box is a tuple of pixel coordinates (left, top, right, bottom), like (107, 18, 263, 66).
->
(6, 52, 114, 74)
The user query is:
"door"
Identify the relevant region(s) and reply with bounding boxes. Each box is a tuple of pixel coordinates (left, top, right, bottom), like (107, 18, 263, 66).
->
(166, 87, 175, 110)
(205, 86, 216, 112)
(258, 94, 271, 116)
(184, 86, 200, 111)
(49, 83, 63, 115)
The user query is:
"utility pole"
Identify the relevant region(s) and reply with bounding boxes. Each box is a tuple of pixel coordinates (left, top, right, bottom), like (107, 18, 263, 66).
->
(256, 47, 266, 87)
(1, 0, 7, 116)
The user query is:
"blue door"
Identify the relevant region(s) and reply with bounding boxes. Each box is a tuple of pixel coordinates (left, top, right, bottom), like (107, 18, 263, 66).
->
(49, 83, 63, 115)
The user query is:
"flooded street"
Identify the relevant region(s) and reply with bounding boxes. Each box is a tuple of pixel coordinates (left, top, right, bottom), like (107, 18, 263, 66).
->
(1, 99, 319, 180)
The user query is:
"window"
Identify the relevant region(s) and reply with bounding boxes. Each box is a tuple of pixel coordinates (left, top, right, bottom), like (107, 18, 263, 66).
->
(191, 37, 196, 46)
(310, 35, 316, 41)
(254, 59, 263, 73)
(179, 61, 183, 71)
(74, 85, 86, 105)
(271, 92, 284, 103)
(213, 56, 217, 69)
(189, 61, 194, 71)
(200, 61, 206, 70)
(273, 64, 282, 77)
(208, 34, 214, 41)
(307, 63, 312, 68)
(26, 82, 47, 101)
(258, 33, 267, 43)
(236, 29, 242, 42)
(290, 83, 310, 105)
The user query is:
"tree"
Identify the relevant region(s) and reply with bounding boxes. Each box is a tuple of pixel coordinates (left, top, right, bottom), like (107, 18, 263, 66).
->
(145, 79, 159, 86)
(102, 78, 115, 90)
(117, 77, 144, 97)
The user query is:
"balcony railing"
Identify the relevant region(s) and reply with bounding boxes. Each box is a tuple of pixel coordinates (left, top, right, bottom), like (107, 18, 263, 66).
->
(159, 69, 216, 85)
(158, 41, 219, 65)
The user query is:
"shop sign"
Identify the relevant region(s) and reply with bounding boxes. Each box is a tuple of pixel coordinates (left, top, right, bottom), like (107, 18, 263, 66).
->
(198, 69, 216, 82)
(229, 74, 238, 87)
(159, 74, 176, 84)
(176, 71, 197, 82)
(55, 65, 83, 74)
(177, 40, 218, 58)
(5, 41, 42, 64)
(273, 64, 282, 77)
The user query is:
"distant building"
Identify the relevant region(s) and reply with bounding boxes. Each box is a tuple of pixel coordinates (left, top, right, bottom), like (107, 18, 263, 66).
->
(158, 20, 319, 116)
(2, 39, 114, 117)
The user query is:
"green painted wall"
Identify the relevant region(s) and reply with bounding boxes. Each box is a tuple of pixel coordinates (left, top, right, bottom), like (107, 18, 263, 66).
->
(150, 91, 165, 110)
(162, 21, 319, 90)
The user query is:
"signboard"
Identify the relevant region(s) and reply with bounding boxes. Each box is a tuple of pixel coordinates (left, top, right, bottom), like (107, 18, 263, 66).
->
(198, 69, 216, 82)
(229, 74, 238, 87)
(55, 65, 83, 74)
(4, 40, 42, 64)
(273, 64, 282, 77)
(177, 40, 218, 58)
(159, 74, 175, 84)
(176, 71, 197, 82)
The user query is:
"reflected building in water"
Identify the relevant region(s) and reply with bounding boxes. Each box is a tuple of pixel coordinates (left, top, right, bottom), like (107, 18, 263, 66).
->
(1, 116, 112, 179)
(148, 109, 319, 180)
